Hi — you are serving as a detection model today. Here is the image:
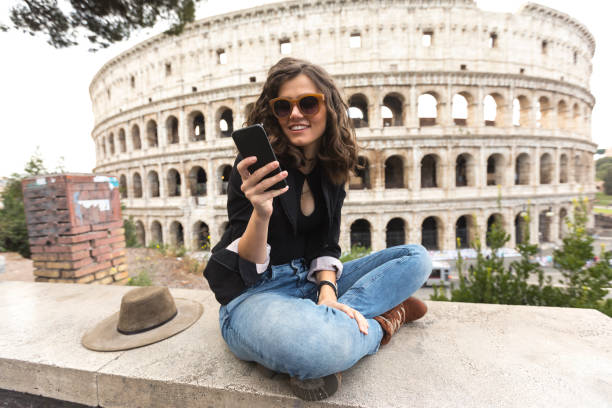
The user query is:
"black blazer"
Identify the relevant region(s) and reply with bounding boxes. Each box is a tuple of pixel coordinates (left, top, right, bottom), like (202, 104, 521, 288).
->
(204, 155, 346, 305)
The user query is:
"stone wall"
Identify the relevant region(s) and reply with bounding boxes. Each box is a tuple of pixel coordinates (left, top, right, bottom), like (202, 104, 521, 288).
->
(21, 174, 128, 284)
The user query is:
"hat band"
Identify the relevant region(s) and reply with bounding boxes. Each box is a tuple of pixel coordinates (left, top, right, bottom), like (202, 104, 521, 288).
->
(116, 310, 178, 335)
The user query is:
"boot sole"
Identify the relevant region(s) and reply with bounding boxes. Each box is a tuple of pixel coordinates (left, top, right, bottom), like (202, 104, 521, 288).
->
(289, 372, 341, 401)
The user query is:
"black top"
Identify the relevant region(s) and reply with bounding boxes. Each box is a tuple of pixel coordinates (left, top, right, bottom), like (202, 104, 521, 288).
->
(203, 154, 346, 305)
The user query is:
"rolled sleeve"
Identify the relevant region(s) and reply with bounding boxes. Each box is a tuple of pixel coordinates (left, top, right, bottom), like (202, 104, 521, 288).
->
(226, 237, 271, 274)
(307, 256, 343, 283)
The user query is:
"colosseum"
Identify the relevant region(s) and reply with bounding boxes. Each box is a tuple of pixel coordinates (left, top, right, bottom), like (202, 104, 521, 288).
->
(91, 0, 597, 254)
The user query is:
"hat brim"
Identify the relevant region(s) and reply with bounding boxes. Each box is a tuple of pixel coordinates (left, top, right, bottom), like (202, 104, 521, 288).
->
(82, 298, 203, 352)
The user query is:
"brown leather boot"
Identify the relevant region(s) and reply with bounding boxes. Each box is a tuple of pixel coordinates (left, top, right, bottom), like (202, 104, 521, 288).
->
(373, 297, 427, 346)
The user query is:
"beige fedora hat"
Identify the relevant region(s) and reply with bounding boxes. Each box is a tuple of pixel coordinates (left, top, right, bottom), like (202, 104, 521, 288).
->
(82, 286, 203, 352)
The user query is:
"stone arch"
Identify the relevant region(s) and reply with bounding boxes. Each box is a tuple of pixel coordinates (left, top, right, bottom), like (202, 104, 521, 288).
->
(455, 153, 475, 187)
(513, 95, 530, 127)
(559, 207, 568, 240)
(101, 138, 106, 158)
(385, 155, 404, 189)
(559, 153, 569, 183)
(170, 221, 184, 247)
(119, 174, 128, 199)
(166, 115, 179, 144)
(557, 100, 568, 130)
(537, 96, 552, 128)
(146, 119, 158, 147)
(386, 217, 406, 247)
(455, 214, 476, 249)
(167, 168, 181, 197)
(193, 221, 211, 250)
(514, 212, 528, 245)
(452, 92, 474, 126)
(486, 153, 505, 186)
(132, 172, 143, 198)
(109, 133, 115, 155)
(382, 93, 404, 127)
(147, 170, 160, 198)
(350, 219, 371, 248)
(572, 103, 581, 132)
(484, 93, 504, 126)
(348, 93, 369, 128)
(486, 213, 504, 247)
(350, 156, 371, 190)
(574, 153, 585, 183)
(515, 153, 530, 185)
(188, 166, 207, 196)
(539, 153, 553, 184)
(421, 216, 442, 250)
(217, 106, 234, 137)
(131, 124, 141, 150)
(134, 220, 145, 246)
(418, 92, 439, 126)
(118, 128, 126, 153)
(539, 209, 552, 243)
(421, 154, 440, 188)
(218, 164, 232, 195)
(151, 220, 163, 244)
(189, 111, 205, 141)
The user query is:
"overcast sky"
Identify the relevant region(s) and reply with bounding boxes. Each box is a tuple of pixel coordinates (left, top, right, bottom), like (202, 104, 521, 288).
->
(0, 0, 609, 178)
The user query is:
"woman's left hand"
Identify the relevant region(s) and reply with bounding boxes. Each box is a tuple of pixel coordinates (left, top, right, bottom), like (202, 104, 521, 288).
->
(317, 297, 369, 335)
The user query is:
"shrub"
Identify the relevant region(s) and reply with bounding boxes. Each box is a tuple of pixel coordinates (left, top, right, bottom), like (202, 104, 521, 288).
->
(340, 245, 371, 263)
(123, 217, 140, 248)
(127, 270, 153, 286)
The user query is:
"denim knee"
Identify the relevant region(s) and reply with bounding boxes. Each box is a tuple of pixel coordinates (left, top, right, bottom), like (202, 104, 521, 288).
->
(396, 244, 432, 286)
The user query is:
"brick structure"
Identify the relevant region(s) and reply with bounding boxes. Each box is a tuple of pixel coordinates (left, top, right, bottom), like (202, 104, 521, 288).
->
(21, 174, 128, 284)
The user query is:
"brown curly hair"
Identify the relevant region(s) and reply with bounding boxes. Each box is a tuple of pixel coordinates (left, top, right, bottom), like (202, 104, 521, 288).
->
(246, 57, 358, 185)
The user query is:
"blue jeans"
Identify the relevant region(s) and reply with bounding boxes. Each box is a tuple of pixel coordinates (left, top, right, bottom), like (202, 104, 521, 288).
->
(218, 244, 432, 380)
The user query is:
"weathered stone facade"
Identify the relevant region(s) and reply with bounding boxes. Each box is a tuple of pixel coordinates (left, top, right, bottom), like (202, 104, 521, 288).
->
(91, 0, 597, 252)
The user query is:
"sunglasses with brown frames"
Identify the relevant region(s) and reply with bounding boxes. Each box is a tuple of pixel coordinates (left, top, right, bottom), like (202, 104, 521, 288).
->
(268, 93, 325, 119)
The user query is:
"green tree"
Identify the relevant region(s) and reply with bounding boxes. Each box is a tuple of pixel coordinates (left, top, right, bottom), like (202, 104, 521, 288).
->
(3, 0, 200, 50)
(604, 168, 612, 195)
(123, 216, 140, 248)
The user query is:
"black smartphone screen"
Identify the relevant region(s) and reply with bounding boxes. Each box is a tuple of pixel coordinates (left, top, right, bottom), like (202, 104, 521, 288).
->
(231, 124, 288, 191)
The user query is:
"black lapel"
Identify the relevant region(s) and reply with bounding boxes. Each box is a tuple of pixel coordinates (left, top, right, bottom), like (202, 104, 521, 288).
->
(279, 168, 298, 236)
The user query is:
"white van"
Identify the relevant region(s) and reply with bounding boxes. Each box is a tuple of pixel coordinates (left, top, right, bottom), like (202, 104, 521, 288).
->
(425, 260, 451, 286)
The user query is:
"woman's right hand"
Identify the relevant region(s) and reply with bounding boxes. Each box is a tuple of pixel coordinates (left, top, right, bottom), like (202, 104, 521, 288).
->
(236, 156, 289, 218)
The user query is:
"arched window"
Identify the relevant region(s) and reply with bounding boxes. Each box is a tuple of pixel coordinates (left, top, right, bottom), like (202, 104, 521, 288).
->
(486, 154, 504, 186)
(452, 93, 469, 126)
(513, 95, 530, 127)
(147, 171, 160, 198)
(455, 215, 475, 249)
(559, 208, 568, 240)
(574, 154, 584, 183)
(135, 220, 145, 246)
(486, 213, 503, 247)
(540, 153, 553, 184)
(131, 124, 141, 150)
(385, 155, 404, 188)
(421, 216, 440, 250)
(515, 153, 530, 185)
(193, 221, 211, 250)
(418, 93, 438, 126)
(515, 212, 528, 245)
(151, 221, 163, 244)
(101, 138, 106, 158)
(558, 100, 568, 129)
(484, 93, 503, 126)
(350, 156, 371, 190)
(421, 154, 439, 188)
(190, 111, 205, 141)
(132, 172, 143, 198)
(118, 129, 126, 153)
(539, 209, 552, 243)
(348, 94, 369, 128)
(218, 107, 234, 137)
(219, 165, 232, 195)
(536, 96, 551, 128)
(166, 116, 179, 144)
(572, 103, 581, 132)
(167, 169, 181, 197)
(146, 120, 158, 147)
(386, 218, 405, 247)
(119, 175, 128, 199)
(382, 94, 403, 126)
(559, 154, 568, 183)
(350, 219, 371, 248)
(109, 133, 115, 155)
(170, 221, 184, 247)
(189, 166, 207, 196)
(455, 153, 475, 187)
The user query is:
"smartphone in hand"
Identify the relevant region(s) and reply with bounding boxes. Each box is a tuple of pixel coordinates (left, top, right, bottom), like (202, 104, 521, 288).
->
(231, 124, 288, 191)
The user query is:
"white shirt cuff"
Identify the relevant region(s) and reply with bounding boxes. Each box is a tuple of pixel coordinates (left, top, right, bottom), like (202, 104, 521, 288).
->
(226, 237, 271, 274)
(307, 256, 343, 283)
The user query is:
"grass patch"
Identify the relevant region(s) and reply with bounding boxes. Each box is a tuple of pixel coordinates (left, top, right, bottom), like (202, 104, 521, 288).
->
(594, 207, 612, 215)
(595, 192, 612, 206)
(127, 270, 153, 286)
(340, 245, 371, 263)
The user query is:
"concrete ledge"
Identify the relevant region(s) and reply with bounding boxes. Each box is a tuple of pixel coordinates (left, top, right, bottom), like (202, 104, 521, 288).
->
(0, 281, 611, 407)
